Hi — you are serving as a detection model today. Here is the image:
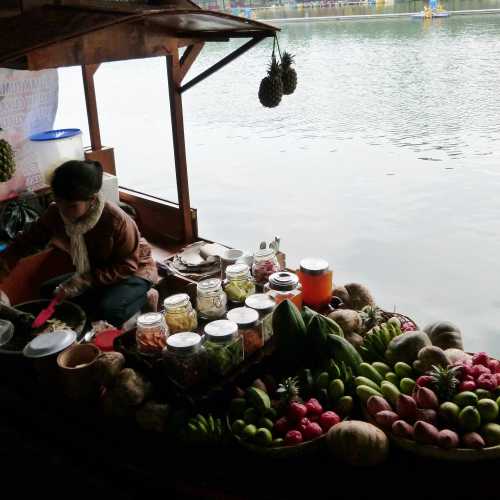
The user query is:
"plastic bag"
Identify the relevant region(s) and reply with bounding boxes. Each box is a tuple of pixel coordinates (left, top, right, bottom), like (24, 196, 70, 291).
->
(0, 194, 42, 241)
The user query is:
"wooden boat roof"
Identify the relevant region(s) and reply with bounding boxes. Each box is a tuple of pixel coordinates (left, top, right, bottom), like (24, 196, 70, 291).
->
(0, 2, 278, 70)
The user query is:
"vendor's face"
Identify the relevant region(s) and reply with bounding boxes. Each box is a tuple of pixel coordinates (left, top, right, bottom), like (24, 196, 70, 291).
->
(55, 198, 93, 222)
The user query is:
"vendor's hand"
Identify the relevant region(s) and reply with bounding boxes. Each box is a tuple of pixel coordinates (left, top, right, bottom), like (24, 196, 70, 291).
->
(55, 273, 92, 299)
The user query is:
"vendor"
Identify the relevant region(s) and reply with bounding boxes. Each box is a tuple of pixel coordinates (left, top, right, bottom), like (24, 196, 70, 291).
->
(0, 160, 158, 327)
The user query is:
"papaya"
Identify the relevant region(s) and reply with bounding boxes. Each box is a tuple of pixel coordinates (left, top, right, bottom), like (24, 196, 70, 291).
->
(246, 387, 271, 413)
(301, 305, 318, 328)
(272, 300, 307, 365)
(324, 332, 363, 373)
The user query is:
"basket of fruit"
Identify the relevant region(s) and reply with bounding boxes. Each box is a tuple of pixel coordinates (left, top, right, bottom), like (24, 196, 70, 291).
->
(355, 318, 500, 461)
(227, 372, 351, 458)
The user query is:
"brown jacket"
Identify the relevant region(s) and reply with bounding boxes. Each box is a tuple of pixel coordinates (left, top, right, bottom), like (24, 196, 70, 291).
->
(3, 201, 158, 286)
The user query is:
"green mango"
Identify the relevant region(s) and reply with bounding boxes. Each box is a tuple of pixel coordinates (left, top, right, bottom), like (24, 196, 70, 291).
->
(481, 423, 500, 446)
(242, 424, 257, 441)
(477, 399, 499, 423)
(356, 385, 383, 403)
(385, 372, 400, 386)
(394, 362, 413, 379)
(459, 406, 481, 432)
(257, 417, 275, 431)
(255, 428, 273, 446)
(439, 402, 460, 425)
(399, 377, 416, 395)
(476, 389, 493, 400)
(380, 381, 401, 406)
(372, 361, 391, 377)
(231, 419, 246, 436)
(335, 395, 354, 416)
(316, 371, 330, 390)
(453, 391, 479, 408)
(328, 379, 345, 401)
(354, 376, 380, 391)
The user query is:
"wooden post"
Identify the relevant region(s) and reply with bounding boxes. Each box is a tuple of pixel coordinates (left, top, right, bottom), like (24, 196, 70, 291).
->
(166, 48, 194, 243)
(81, 64, 102, 151)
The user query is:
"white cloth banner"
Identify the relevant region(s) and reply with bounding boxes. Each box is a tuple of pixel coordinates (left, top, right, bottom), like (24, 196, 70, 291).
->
(0, 68, 59, 201)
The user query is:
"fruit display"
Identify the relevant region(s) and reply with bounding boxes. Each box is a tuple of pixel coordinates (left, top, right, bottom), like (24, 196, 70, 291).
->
(227, 372, 348, 451)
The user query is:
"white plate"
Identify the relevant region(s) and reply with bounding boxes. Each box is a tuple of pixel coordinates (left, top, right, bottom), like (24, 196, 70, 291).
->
(23, 329, 77, 358)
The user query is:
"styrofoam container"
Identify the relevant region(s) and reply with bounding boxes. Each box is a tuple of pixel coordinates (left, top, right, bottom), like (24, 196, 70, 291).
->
(29, 129, 85, 184)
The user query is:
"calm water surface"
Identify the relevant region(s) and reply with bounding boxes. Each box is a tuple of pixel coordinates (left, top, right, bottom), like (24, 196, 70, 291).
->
(56, 12, 500, 354)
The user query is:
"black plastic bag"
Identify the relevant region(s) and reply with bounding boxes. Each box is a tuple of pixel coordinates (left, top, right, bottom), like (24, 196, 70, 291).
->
(0, 194, 42, 241)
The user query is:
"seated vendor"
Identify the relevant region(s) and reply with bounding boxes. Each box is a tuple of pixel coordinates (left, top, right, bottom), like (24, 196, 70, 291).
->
(0, 160, 158, 327)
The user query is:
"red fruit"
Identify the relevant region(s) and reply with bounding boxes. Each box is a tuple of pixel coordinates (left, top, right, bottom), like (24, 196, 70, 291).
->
(303, 421, 323, 440)
(288, 402, 308, 422)
(297, 417, 311, 434)
(375, 410, 399, 430)
(495, 373, 500, 385)
(392, 420, 414, 439)
(461, 364, 474, 377)
(415, 387, 439, 410)
(318, 411, 340, 432)
(396, 394, 417, 421)
(459, 380, 476, 392)
(284, 430, 303, 445)
(472, 352, 490, 367)
(438, 429, 460, 450)
(476, 373, 497, 392)
(309, 414, 320, 423)
(472, 364, 491, 378)
(415, 408, 437, 425)
(305, 398, 323, 416)
(487, 359, 500, 372)
(366, 396, 392, 417)
(465, 374, 475, 382)
(416, 375, 433, 387)
(462, 432, 485, 449)
(274, 417, 290, 436)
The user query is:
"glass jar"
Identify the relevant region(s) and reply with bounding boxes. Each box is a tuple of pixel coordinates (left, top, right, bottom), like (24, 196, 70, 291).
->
(226, 307, 262, 357)
(203, 320, 243, 377)
(245, 293, 275, 343)
(196, 278, 227, 320)
(297, 258, 333, 311)
(136, 312, 168, 354)
(252, 248, 280, 286)
(163, 332, 207, 387)
(223, 263, 256, 305)
(163, 293, 198, 334)
(264, 271, 303, 310)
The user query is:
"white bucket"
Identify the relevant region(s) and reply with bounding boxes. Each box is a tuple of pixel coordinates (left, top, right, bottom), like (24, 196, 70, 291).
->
(29, 129, 85, 185)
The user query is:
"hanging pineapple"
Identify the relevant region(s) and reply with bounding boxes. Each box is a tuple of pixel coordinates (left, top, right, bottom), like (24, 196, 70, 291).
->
(0, 128, 16, 183)
(280, 51, 297, 95)
(258, 55, 283, 109)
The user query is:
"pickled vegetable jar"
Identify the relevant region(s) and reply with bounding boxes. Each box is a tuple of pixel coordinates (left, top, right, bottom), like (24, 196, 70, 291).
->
(251, 248, 280, 286)
(163, 332, 207, 387)
(203, 319, 243, 377)
(297, 258, 333, 311)
(264, 271, 303, 310)
(136, 312, 168, 354)
(196, 278, 227, 320)
(245, 293, 276, 342)
(223, 263, 256, 304)
(163, 293, 198, 334)
(226, 307, 262, 356)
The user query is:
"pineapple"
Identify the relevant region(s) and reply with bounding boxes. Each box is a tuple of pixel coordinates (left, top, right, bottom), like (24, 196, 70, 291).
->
(360, 305, 384, 332)
(258, 56, 283, 108)
(276, 376, 301, 404)
(0, 128, 16, 183)
(428, 364, 461, 401)
(280, 51, 297, 95)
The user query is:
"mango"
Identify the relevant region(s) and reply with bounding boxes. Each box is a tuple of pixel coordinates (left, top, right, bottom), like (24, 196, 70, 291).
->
(231, 419, 246, 436)
(328, 379, 345, 401)
(400, 377, 416, 395)
(458, 406, 481, 432)
(254, 427, 273, 446)
(316, 371, 330, 390)
(380, 381, 401, 406)
(242, 424, 257, 441)
(257, 417, 275, 431)
(481, 423, 500, 447)
(356, 385, 383, 403)
(476, 389, 493, 400)
(335, 395, 354, 416)
(477, 399, 499, 423)
(394, 362, 413, 379)
(453, 391, 478, 408)
(358, 363, 384, 384)
(372, 362, 391, 377)
(385, 372, 399, 386)
(439, 402, 460, 425)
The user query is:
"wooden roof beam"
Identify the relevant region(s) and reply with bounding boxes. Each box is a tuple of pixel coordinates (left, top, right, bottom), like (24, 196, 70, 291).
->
(179, 42, 204, 83)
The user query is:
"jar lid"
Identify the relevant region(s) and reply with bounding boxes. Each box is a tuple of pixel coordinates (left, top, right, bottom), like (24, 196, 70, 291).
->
(245, 294, 275, 313)
(299, 257, 329, 275)
(197, 278, 221, 292)
(226, 307, 259, 326)
(268, 271, 299, 291)
(254, 248, 276, 259)
(137, 312, 164, 327)
(166, 332, 201, 353)
(23, 329, 77, 358)
(226, 263, 250, 278)
(0, 319, 14, 347)
(164, 293, 190, 309)
(204, 320, 238, 343)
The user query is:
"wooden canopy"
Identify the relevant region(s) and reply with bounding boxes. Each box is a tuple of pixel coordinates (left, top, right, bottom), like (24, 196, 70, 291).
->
(0, 3, 278, 70)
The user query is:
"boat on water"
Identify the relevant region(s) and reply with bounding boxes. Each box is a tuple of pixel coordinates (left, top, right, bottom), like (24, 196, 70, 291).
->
(411, 3, 449, 19)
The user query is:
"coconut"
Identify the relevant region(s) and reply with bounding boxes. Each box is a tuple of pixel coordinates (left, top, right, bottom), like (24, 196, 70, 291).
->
(332, 285, 351, 307)
(344, 283, 375, 310)
(328, 309, 362, 335)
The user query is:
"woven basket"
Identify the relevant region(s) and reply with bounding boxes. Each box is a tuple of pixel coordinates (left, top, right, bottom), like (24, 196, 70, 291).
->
(227, 416, 327, 458)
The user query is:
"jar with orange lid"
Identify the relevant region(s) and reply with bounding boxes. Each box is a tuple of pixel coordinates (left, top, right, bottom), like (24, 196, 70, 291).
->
(264, 271, 303, 310)
(297, 257, 333, 311)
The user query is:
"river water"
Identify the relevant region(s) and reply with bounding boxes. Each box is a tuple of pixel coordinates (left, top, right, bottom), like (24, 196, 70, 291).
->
(55, 8, 500, 354)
